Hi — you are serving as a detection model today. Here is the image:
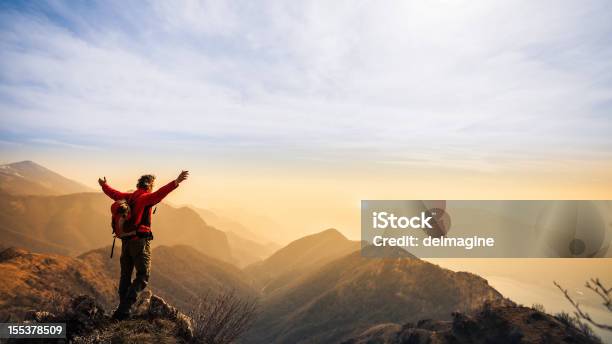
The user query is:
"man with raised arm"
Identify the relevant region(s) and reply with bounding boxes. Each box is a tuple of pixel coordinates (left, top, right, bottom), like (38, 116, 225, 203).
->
(98, 170, 189, 320)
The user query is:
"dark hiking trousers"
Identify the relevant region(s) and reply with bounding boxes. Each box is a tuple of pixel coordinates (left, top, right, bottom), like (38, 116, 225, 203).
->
(118, 238, 151, 314)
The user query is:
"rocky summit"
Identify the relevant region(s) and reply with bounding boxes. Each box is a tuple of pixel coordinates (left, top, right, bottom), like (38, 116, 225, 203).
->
(15, 292, 193, 344)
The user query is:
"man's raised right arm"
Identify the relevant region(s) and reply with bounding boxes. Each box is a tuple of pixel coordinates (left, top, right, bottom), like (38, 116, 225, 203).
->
(98, 177, 129, 200)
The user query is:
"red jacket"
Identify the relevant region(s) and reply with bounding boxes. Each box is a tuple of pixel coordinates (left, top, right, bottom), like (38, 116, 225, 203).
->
(102, 180, 178, 237)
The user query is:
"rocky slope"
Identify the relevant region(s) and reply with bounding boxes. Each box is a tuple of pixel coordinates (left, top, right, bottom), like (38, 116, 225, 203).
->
(0, 247, 116, 321)
(244, 248, 511, 343)
(343, 303, 601, 344)
(0, 246, 255, 321)
(16, 292, 193, 344)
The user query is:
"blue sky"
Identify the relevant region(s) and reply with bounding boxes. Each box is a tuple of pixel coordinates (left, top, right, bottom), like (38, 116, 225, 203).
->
(1, 0, 612, 172)
(1, 0, 612, 242)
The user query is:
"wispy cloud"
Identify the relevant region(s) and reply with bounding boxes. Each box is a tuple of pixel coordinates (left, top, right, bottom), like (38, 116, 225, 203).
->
(1, 0, 611, 170)
(28, 138, 101, 151)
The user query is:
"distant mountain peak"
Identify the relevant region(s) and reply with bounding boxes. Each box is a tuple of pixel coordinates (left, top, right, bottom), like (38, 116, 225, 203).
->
(9, 160, 39, 166)
(301, 228, 348, 242)
(319, 227, 344, 237)
(3, 160, 48, 172)
(244, 227, 361, 296)
(0, 160, 92, 195)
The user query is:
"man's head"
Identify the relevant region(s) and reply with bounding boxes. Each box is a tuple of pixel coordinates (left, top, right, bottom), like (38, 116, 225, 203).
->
(137, 174, 155, 191)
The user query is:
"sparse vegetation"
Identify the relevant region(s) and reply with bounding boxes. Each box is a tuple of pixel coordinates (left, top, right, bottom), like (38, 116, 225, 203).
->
(531, 303, 545, 313)
(578, 320, 599, 341)
(554, 312, 601, 343)
(187, 289, 259, 344)
(555, 311, 576, 327)
(41, 291, 72, 315)
(73, 318, 180, 344)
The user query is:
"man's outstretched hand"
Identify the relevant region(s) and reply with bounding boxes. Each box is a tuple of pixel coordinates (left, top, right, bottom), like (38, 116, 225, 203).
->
(175, 170, 189, 185)
(98, 176, 107, 187)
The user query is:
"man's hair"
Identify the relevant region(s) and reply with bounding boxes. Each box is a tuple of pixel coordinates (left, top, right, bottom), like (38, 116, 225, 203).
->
(137, 174, 156, 190)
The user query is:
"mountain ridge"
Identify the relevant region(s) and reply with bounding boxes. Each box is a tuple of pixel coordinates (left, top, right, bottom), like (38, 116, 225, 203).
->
(0, 192, 233, 262)
(343, 304, 600, 344)
(244, 227, 361, 296)
(0, 160, 92, 195)
(246, 248, 511, 343)
(225, 230, 281, 268)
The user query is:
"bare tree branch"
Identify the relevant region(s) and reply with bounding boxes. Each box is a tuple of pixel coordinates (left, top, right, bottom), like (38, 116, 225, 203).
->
(585, 278, 612, 312)
(554, 280, 612, 332)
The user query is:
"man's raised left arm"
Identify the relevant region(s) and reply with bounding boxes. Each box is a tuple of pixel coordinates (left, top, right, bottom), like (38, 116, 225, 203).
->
(142, 170, 189, 205)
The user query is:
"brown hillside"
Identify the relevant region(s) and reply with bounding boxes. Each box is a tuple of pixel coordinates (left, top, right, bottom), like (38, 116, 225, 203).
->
(0, 245, 258, 321)
(80, 245, 256, 311)
(0, 247, 115, 321)
(244, 228, 360, 295)
(244, 248, 510, 343)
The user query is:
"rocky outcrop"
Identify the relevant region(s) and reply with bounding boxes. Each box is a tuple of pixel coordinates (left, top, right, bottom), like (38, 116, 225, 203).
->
(343, 304, 602, 344)
(0, 247, 31, 262)
(23, 293, 193, 343)
(64, 295, 108, 337)
(144, 292, 193, 340)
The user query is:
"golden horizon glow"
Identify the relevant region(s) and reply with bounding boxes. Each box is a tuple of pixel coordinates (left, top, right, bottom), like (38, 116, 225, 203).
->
(3, 152, 611, 244)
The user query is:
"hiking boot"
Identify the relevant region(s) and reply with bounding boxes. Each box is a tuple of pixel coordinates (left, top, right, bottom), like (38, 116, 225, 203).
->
(111, 308, 130, 321)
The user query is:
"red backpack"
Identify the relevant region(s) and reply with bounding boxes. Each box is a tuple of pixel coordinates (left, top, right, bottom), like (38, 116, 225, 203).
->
(111, 199, 138, 238)
(109, 197, 138, 258)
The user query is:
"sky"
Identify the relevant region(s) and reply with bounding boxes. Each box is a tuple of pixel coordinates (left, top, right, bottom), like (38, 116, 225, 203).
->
(1, 0, 612, 242)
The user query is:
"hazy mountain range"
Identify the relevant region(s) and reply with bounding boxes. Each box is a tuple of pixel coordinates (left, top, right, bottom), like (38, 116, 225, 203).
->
(224, 230, 281, 268)
(0, 161, 277, 267)
(0, 161, 605, 343)
(244, 228, 360, 296)
(0, 191, 233, 262)
(245, 246, 510, 343)
(0, 241, 509, 343)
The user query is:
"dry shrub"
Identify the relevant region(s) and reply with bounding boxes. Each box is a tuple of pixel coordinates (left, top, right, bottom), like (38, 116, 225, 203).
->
(188, 289, 259, 344)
